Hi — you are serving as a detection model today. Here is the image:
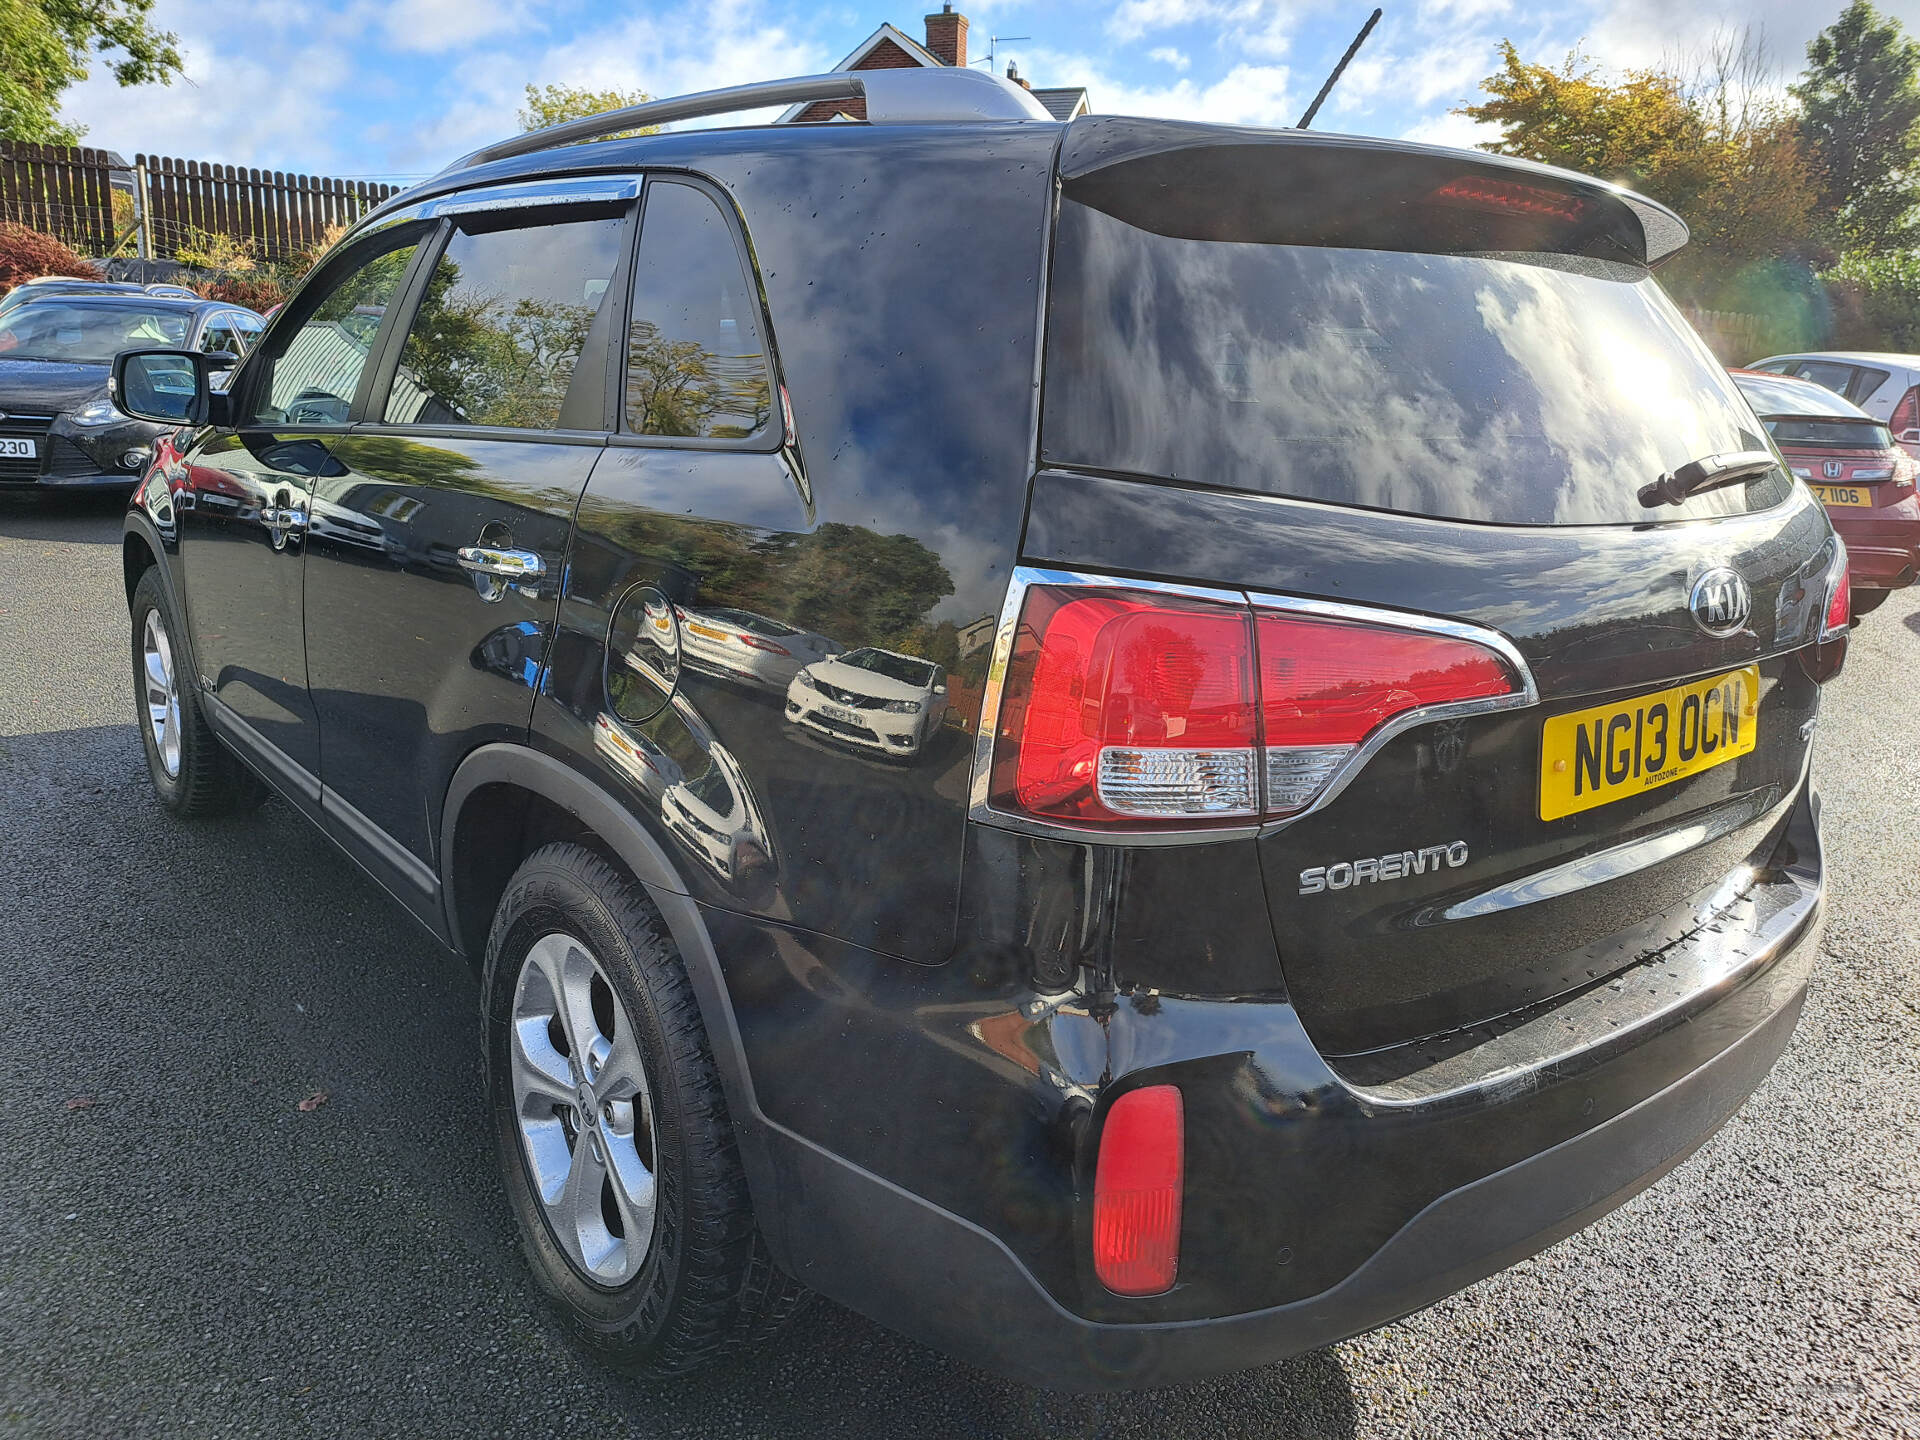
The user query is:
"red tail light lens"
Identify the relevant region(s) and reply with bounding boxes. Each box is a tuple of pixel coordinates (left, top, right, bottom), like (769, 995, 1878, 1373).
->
(1256, 612, 1522, 814)
(1093, 1084, 1184, 1297)
(1805, 545, 1851, 684)
(1892, 385, 1920, 441)
(1430, 176, 1588, 223)
(739, 634, 792, 656)
(988, 583, 1526, 827)
(991, 588, 1257, 824)
(1822, 555, 1851, 640)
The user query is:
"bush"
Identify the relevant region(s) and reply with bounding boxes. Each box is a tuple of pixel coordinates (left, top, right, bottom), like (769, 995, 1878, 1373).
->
(1820, 250, 1920, 352)
(193, 274, 287, 313)
(0, 223, 102, 291)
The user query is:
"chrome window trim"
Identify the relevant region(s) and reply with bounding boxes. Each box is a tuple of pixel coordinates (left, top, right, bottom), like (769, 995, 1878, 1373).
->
(964, 567, 1542, 847)
(420, 176, 643, 218)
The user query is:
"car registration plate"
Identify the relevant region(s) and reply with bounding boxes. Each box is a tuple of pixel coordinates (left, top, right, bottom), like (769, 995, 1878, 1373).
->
(0, 437, 37, 459)
(684, 622, 729, 641)
(1810, 484, 1872, 507)
(818, 703, 860, 725)
(1538, 665, 1759, 821)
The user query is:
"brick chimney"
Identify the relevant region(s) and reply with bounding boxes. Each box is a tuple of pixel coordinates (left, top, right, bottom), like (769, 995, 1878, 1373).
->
(924, 5, 968, 67)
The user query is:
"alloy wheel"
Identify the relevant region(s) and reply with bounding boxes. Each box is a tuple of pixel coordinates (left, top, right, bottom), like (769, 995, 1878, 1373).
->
(509, 933, 659, 1287)
(142, 608, 182, 779)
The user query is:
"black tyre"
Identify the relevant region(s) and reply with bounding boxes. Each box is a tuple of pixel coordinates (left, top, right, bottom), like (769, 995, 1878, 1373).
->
(482, 842, 808, 1374)
(1850, 587, 1889, 619)
(129, 567, 266, 817)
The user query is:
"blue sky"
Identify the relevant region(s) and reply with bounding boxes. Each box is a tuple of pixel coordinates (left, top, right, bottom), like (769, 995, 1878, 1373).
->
(58, 0, 1920, 182)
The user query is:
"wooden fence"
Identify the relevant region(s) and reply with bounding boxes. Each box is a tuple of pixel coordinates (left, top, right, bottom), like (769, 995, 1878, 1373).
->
(0, 143, 123, 254)
(137, 155, 399, 263)
(0, 142, 401, 264)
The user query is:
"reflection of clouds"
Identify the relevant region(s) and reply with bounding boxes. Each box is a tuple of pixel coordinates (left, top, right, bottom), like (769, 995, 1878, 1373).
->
(1046, 202, 1776, 528)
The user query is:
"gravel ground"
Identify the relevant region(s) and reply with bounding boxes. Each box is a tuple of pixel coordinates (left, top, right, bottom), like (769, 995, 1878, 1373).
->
(1, 492, 1915, 1439)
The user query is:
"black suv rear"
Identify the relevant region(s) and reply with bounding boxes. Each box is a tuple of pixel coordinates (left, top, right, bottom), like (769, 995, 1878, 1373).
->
(114, 69, 1838, 1390)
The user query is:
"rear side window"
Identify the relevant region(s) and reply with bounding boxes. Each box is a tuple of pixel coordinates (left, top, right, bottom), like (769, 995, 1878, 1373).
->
(1845, 366, 1890, 403)
(385, 213, 625, 429)
(624, 181, 773, 441)
(1042, 198, 1791, 526)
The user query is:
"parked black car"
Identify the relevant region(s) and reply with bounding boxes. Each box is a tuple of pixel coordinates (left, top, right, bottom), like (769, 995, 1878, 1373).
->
(0, 292, 263, 491)
(111, 68, 1841, 1391)
(0, 277, 201, 318)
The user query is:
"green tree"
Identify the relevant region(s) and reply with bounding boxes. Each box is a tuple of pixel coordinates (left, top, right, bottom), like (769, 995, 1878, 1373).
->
(517, 82, 660, 140)
(1792, 0, 1920, 250)
(0, 0, 182, 144)
(1459, 40, 1816, 308)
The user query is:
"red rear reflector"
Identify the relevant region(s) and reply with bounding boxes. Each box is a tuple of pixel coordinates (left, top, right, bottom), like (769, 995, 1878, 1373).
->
(989, 584, 1526, 827)
(1093, 1085, 1184, 1297)
(1824, 557, 1851, 638)
(1430, 176, 1588, 224)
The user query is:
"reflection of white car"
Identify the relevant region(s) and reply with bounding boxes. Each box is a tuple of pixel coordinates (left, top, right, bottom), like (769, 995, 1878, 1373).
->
(678, 605, 840, 690)
(785, 647, 948, 758)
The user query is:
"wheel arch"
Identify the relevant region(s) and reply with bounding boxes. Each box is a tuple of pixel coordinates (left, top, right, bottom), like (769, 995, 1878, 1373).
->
(440, 743, 787, 1250)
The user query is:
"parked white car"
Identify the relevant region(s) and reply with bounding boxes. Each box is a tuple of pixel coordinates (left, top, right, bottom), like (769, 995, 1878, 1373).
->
(785, 647, 948, 759)
(1748, 351, 1920, 454)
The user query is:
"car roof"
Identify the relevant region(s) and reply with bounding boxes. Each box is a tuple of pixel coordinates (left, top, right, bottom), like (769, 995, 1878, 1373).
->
(1729, 368, 1876, 420)
(1754, 350, 1920, 370)
(15, 292, 248, 317)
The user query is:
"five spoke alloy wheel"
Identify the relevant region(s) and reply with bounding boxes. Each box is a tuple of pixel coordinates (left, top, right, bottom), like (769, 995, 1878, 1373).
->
(510, 932, 659, 1287)
(142, 607, 182, 780)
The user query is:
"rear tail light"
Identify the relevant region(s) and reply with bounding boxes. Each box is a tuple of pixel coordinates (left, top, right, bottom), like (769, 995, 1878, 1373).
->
(1805, 543, 1851, 684)
(986, 581, 1526, 830)
(1092, 1084, 1184, 1296)
(739, 634, 791, 656)
(1892, 384, 1920, 443)
(1429, 175, 1588, 223)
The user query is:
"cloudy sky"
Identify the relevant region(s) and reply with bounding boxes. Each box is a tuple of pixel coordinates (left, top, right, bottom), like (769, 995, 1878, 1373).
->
(56, 0, 1920, 181)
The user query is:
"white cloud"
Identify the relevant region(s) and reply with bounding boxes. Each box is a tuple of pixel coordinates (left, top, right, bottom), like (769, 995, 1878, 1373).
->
(1149, 46, 1192, 70)
(1399, 108, 1502, 152)
(372, 0, 533, 53)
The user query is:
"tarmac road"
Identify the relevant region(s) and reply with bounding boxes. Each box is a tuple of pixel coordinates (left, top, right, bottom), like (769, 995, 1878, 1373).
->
(1, 492, 1915, 1439)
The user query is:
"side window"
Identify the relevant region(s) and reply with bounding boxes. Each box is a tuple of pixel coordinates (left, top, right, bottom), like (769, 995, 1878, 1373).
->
(625, 181, 774, 441)
(199, 315, 239, 355)
(251, 235, 422, 426)
(231, 312, 265, 352)
(1792, 361, 1857, 398)
(383, 212, 625, 429)
(1848, 367, 1890, 404)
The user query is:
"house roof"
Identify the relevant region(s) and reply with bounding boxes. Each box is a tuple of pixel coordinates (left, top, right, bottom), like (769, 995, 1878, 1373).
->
(1030, 87, 1090, 121)
(776, 23, 944, 121)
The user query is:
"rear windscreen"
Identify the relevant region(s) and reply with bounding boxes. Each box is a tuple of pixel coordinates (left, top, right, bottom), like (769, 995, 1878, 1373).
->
(1041, 198, 1793, 526)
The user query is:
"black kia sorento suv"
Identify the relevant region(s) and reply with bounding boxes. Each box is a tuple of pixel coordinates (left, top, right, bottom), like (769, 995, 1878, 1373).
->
(112, 67, 1843, 1390)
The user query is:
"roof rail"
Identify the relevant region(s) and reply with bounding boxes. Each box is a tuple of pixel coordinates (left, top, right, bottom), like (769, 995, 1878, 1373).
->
(448, 68, 1054, 173)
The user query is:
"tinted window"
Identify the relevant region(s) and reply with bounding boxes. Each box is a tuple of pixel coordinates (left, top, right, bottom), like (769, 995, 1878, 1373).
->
(1788, 361, 1859, 398)
(1766, 418, 1896, 449)
(253, 236, 420, 425)
(199, 316, 240, 354)
(232, 312, 265, 347)
(1043, 198, 1792, 526)
(625, 181, 773, 440)
(0, 302, 190, 364)
(1846, 366, 1890, 403)
(384, 213, 623, 430)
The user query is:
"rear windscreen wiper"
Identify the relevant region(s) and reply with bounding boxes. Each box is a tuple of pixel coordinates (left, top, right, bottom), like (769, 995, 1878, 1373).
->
(1639, 450, 1778, 508)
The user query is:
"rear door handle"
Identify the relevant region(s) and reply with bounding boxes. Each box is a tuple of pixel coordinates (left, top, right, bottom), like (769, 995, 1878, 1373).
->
(457, 546, 546, 581)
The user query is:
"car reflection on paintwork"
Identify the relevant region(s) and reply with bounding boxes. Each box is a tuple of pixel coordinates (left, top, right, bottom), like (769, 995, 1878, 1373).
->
(785, 646, 948, 760)
(678, 603, 841, 691)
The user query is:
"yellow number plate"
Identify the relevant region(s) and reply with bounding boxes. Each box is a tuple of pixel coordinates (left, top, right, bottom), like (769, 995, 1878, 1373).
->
(684, 621, 729, 641)
(1811, 484, 1872, 507)
(1539, 666, 1760, 821)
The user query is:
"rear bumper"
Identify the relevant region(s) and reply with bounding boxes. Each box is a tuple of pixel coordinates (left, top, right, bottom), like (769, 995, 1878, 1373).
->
(1832, 512, 1920, 588)
(759, 787, 1825, 1390)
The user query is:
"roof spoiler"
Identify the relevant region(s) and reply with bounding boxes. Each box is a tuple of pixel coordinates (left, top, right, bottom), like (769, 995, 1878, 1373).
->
(444, 68, 1055, 176)
(1057, 118, 1689, 266)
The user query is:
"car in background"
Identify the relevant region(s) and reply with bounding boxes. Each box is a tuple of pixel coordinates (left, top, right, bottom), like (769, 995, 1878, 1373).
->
(678, 603, 841, 690)
(1747, 351, 1920, 456)
(0, 293, 264, 491)
(0, 277, 202, 318)
(1732, 368, 1920, 616)
(786, 645, 948, 759)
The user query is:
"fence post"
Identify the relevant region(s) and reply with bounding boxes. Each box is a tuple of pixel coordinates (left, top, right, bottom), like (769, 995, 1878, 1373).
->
(135, 160, 153, 260)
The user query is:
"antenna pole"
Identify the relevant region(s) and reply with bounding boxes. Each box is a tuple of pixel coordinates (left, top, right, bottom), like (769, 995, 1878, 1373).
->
(1296, 7, 1383, 129)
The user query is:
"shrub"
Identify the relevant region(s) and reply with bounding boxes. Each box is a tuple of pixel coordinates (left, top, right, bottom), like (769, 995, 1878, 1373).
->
(1820, 250, 1920, 352)
(173, 226, 258, 274)
(193, 274, 287, 313)
(0, 223, 102, 291)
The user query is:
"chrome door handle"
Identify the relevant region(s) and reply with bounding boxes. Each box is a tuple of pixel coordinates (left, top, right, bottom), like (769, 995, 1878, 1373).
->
(457, 546, 546, 581)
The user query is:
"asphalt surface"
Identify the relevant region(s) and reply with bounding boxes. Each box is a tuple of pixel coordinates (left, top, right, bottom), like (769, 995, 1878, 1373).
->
(1, 491, 1916, 1440)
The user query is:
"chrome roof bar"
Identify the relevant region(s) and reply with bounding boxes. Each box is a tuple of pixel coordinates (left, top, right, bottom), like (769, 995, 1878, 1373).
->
(449, 68, 1054, 173)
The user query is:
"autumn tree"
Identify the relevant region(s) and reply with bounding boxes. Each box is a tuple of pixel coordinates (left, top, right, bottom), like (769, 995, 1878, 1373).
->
(517, 83, 660, 140)
(1793, 1, 1920, 251)
(0, 0, 183, 144)
(1459, 39, 1817, 307)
